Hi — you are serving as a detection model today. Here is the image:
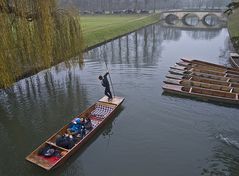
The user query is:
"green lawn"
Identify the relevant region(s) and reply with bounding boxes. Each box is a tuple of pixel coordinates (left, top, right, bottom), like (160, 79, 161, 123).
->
(228, 9, 239, 37)
(228, 8, 239, 52)
(80, 14, 160, 49)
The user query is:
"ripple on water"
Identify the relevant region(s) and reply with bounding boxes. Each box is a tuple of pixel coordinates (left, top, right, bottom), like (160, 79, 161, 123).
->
(217, 134, 239, 150)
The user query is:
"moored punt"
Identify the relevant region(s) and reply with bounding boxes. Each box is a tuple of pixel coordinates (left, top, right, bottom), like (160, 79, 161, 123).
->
(163, 84, 239, 105)
(166, 73, 239, 88)
(174, 65, 226, 76)
(180, 58, 239, 74)
(169, 67, 239, 83)
(175, 62, 239, 77)
(168, 68, 187, 75)
(230, 52, 239, 68)
(26, 96, 125, 171)
(164, 78, 239, 93)
(170, 67, 239, 80)
(166, 73, 184, 80)
(170, 65, 187, 71)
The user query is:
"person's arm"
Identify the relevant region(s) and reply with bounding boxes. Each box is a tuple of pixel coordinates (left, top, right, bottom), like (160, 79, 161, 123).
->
(104, 72, 109, 78)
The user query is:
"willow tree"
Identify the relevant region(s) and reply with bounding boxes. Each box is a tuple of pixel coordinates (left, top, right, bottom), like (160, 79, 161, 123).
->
(224, 1, 239, 15)
(0, 0, 84, 88)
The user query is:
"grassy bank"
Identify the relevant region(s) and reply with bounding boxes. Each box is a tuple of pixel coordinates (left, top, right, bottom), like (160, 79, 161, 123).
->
(81, 14, 160, 50)
(228, 8, 239, 52)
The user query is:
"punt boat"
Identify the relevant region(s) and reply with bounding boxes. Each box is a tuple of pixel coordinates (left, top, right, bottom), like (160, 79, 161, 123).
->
(26, 96, 125, 170)
(165, 74, 239, 88)
(172, 64, 237, 77)
(164, 78, 239, 92)
(174, 64, 239, 77)
(169, 67, 239, 83)
(163, 83, 239, 105)
(230, 52, 239, 68)
(178, 58, 239, 74)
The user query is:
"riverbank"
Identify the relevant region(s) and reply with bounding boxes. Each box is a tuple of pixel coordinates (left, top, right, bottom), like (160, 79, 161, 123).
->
(0, 14, 160, 88)
(81, 14, 160, 50)
(228, 8, 239, 52)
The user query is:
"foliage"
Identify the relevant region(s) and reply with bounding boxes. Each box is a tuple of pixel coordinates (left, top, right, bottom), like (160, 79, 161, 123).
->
(224, 1, 239, 15)
(0, 0, 84, 88)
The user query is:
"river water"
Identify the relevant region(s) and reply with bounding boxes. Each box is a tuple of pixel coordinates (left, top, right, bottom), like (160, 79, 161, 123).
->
(1, 21, 239, 176)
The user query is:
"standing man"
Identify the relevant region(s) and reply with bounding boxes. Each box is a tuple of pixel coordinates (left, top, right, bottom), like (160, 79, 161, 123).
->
(98, 72, 113, 100)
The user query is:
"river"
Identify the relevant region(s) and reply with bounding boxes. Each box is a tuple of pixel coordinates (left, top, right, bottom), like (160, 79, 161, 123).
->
(0, 20, 239, 176)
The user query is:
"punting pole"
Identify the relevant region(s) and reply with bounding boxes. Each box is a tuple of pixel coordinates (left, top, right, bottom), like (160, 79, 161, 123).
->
(104, 61, 116, 98)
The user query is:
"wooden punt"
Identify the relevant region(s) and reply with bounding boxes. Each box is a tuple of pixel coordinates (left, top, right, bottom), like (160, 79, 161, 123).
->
(170, 67, 239, 80)
(26, 96, 125, 171)
(164, 78, 239, 93)
(163, 84, 239, 105)
(169, 67, 239, 83)
(179, 58, 239, 74)
(175, 63, 239, 77)
(172, 64, 227, 76)
(230, 52, 239, 68)
(166, 74, 239, 88)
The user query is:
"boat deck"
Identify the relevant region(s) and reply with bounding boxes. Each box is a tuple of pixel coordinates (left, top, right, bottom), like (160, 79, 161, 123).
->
(99, 96, 125, 105)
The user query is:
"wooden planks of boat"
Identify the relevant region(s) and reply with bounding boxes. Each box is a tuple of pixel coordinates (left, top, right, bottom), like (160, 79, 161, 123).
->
(166, 73, 184, 80)
(26, 96, 125, 171)
(163, 84, 239, 105)
(164, 78, 239, 93)
(166, 73, 239, 88)
(180, 58, 239, 74)
(174, 64, 226, 76)
(230, 52, 239, 68)
(169, 67, 239, 84)
(175, 62, 239, 77)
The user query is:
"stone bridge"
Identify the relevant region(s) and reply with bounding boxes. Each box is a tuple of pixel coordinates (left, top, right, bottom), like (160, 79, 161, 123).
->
(160, 9, 227, 24)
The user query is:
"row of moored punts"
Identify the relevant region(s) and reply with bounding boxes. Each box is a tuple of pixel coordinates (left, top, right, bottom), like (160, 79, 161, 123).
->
(162, 58, 239, 105)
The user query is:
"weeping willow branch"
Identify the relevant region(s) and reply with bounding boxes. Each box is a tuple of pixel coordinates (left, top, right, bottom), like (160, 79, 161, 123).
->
(224, 2, 239, 15)
(0, 0, 84, 88)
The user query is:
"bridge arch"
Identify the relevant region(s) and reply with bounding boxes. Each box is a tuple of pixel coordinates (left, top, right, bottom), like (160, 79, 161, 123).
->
(165, 14, 179, 25)
(182, 13, 200, 26)
(202, 14, 220, 26)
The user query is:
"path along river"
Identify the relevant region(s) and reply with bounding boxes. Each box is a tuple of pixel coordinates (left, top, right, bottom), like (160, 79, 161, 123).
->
(0, 20, 239, 176)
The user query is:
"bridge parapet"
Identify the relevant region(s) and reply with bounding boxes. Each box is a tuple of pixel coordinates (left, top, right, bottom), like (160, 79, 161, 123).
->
(160, 9, 227, 21)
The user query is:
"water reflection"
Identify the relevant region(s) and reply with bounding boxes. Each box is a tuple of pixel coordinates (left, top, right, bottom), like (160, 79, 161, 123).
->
(86, 25, 164, 67)
(160, 19, 224, 41)
(186, 30, 222, 40)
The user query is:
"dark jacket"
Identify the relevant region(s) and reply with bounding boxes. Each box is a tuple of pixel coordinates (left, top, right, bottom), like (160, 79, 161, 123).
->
(102, 72, 110, 88)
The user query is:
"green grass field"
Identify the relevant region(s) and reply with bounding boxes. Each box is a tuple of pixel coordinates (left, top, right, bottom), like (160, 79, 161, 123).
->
(228, 9, 239, 37)
(80, 14, 160, 49)
(228, 9, 239, 52)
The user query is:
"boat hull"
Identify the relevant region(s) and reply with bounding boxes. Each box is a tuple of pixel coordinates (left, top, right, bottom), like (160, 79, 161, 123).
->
(163, 84, 239, 105)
